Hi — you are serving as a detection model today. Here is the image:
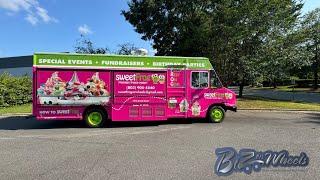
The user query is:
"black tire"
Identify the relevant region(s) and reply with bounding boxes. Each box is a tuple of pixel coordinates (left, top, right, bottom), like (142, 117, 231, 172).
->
(208, 106, 225, 123)
(84, 108, 107, 128)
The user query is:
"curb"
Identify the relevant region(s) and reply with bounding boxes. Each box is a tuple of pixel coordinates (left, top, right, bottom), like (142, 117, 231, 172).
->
(237, 109, 320, 113)
(0, 113, 32, 117)
(248, 89, 320, 94)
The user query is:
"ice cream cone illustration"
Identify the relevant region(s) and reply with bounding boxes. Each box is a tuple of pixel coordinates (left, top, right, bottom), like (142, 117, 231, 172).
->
(85, 72, 109, 97)
(64, 71, 87, 100)
(69, 71, 80, 85)
(191, 101, 201, 116)
(38, 71, 66, 104)
(179, 99, 188, 112)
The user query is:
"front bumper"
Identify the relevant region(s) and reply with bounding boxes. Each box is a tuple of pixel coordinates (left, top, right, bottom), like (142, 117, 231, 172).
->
(226, 106, 237, 112)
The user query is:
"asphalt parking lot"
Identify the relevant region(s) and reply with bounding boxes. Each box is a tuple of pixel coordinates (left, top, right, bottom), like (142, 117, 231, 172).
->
(0, 111, 319, 180)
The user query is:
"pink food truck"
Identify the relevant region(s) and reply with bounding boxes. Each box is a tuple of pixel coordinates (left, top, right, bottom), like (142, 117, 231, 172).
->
(33, 53, 237, 127)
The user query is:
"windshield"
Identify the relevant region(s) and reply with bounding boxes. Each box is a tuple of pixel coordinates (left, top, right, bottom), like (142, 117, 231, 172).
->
(210, 70, 223, 88)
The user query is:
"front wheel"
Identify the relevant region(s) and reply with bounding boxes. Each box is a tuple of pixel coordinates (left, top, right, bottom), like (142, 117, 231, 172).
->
(208, 106, 225, 123)
(84, 108, 106, 128)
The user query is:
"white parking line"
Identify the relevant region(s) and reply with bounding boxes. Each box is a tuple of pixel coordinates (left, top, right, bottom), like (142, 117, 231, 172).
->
(127, 126, 191, 135)
(8, 126, 192, 139)
(18, 130, 129, 139)
(0, 125, 223, 140)
(0, 137, 16, 140)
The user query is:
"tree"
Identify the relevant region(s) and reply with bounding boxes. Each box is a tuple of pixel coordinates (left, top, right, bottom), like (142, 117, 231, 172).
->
(300, 8, 320, 89)
(116, 43, 138, 55)
(74, 36, 142, 56)
(122, 0, 212, 57)
(74, 35, 109, 54)
(122, 0, 303, 96)
(257, 25, 312, 88)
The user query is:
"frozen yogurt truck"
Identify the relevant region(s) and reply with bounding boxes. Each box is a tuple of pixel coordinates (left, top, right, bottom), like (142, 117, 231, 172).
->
(33, 53, 237, 127)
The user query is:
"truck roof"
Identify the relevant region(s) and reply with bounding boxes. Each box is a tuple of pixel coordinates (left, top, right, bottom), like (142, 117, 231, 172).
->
(33, 52, 213, 70)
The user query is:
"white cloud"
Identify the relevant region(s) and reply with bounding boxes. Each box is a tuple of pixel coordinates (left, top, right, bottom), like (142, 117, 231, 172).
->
(25, 13, 38, 25)
(0, 0, 34, 12)
(78, 24, 92, 35)
(36, 7, 57, 23)
(0, 0, 57, 25)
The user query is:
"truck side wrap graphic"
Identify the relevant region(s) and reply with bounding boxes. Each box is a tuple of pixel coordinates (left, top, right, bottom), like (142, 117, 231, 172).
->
(32, 53, 237, 122)
(37, 70, 110, 105)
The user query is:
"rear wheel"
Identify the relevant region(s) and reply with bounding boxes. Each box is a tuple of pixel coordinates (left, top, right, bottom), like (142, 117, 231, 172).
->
(208, 106, 225, 123)
(84, 108, 106, 128)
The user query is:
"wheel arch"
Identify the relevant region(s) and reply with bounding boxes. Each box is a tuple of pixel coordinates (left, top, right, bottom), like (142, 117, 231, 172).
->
(83, 105, 108, 120)
(206, 103, 226, 118)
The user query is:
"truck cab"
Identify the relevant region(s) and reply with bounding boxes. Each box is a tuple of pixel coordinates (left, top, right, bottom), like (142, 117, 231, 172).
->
(166, 66, 237, 123)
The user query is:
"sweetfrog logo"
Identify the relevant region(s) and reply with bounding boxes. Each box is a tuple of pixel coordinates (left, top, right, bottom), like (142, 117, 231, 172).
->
(116, 73, 165, 84)
(151, 74, 165, 84)
(116, 74, 136, 81)
(204, 93, 233, 100)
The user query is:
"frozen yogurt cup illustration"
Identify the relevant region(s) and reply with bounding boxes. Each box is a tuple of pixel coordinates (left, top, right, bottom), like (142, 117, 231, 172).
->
(168, 98, 177, 109)
(37, 71, 67, 105)
(80, 72, 111, 105)
(64, 71, 88, 100)
(191, 101, 201, 116)
(158, 75, 165, 84)
(85, 72, 110, 97)
(44, 72, 66, 95)
(179, 99, 189, 112)
(151, 74, 159, 84)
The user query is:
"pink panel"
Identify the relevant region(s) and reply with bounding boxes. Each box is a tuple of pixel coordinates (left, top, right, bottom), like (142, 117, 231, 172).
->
(114, 71, 166, 97)
(36, 106, 85, 120)
(113, 97, 166, 104)
(166, 69, 187, 118)
(111, 96, 167, 121)
(111, 104, 167, 121)
(167, 68, 185, 88)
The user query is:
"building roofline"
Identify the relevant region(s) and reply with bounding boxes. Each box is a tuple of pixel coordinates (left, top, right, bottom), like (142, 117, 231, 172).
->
(0, 55, 33, 68)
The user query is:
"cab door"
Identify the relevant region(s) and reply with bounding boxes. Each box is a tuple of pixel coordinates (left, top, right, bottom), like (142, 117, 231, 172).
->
(188, 70, 210, 118)
(166, 65, 188, 118)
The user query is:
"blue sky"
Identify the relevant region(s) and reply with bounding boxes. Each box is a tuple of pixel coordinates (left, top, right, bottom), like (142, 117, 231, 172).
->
(0, 0, 319, 57)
